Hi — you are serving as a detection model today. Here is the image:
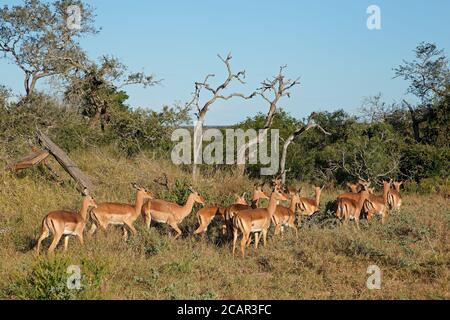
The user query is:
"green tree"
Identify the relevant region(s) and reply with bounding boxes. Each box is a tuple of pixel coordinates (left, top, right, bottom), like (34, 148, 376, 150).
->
(0, 0, 96, 97)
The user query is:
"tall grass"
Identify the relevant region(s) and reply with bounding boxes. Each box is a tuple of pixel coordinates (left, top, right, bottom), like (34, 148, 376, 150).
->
(0, 147, 449, 299)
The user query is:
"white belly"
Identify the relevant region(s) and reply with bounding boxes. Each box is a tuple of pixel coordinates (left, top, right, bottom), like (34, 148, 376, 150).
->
(63, 229, 76, 235)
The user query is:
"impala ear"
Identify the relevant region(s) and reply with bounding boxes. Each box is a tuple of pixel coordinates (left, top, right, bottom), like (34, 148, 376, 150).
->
(241, 192, 247, 198)
(131, 182, 140, 190)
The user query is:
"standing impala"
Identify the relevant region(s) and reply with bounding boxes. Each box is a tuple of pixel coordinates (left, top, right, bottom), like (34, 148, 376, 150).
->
(142, 187, 205, 239)
(232, 187, 288, 258)
(89, 183, 154, 240)
(336, 187, 370, 230)
(193, 193, 247, 235)
(35, 189, 97, 254)
(272, 188, 301, 238)
(364, 180, 391, 224)
(298, 186, 324, 216)
(388, 181, 402, 212)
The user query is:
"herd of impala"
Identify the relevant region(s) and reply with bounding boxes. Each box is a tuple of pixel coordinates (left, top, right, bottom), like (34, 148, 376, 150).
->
(35, 178, 403, 257)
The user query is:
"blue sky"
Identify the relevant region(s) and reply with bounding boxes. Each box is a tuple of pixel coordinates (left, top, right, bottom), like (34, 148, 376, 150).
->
(1, 0, 449, 124)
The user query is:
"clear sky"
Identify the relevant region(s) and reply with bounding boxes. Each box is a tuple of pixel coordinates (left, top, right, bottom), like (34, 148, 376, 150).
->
(1, 0, 449, 124)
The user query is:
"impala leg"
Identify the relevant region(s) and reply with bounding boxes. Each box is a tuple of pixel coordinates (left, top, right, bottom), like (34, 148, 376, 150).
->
(355, 217, 360, 231)
(48, 232, 63, 254)
(240, 233, 248, 258)
(254, 232, 260, 250)
(122, 227, 128, 241)
(88, 223, 98, 236)
(168, 221, 182, 240)
(262, 229, 268, 247)
(232, 228, 238, 256)
(77, 234, 84, 246)
(35, 228, 50, 254)
(125, 221, 137, 237)
(274, 224, 281, 237)
(64, 236, 69, 252)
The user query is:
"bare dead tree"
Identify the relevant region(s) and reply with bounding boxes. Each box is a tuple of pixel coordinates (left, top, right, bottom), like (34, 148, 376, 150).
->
(328, 144, 401, 186)
(236, 65, 300, 175)
(186, 53, 256, 180)
(279, 112, 331, 186)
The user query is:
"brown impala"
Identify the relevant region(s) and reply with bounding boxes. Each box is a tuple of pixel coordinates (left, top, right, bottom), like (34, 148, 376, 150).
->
(232, 187, 288, 258)
(336, 186, 370, 230)
(364, 180, 391, 224)
(298, 186, 324, 216)
(142, 187, 205, 239)
(272, 188, 301, 237)
(35, 189, 97, 254)
(388, 181, 403, 212)
(193, 193, 247, 235)
(89, 183, 154, 240)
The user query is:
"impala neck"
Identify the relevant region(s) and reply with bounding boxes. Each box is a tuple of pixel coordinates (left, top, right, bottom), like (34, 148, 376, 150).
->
(134, 192, 146, 217)
(357, 192, 369, 211)
(79, 198, 90, 221)
(315, 189, 322, 207)
(266, 194, 279, 217)
(177, 193, 196, 220)
(289, 197, 297, 212)
(383, 184, 390, 204)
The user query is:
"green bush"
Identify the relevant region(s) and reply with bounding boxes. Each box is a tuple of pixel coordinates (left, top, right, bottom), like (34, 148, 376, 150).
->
(4, 256, 108, 300)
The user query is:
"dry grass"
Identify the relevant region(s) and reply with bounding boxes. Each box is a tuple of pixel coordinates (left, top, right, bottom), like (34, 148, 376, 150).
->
(0, 147, 449, 300)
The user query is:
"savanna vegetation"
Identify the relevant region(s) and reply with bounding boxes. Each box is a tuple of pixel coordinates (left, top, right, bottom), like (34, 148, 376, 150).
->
(0, 0, 448, 300)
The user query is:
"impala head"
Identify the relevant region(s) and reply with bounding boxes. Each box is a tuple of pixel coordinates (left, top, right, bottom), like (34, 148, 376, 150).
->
(346, 182, 359, 193)
(271, 187, 289, 202)
(131, 183, 154, 200)
(253, 184, 270, 201)
(82, 189, 98, 209)
(188, 187, 206, 205)
(358, 179, 372, 191)
(289, 189, 301, 208)
(233, 192, 247, 205)
(393, 181, 403, 192)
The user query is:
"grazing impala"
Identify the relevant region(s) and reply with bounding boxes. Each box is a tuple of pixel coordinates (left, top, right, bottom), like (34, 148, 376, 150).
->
(364, 181, 391, 224)
(89, 183, 154, 240)
(298, 186, 324, 216)
(232, 187, 288, 258)
(142, 187, 205, 239)
(388, 181, 402, 212)
(336, 187, 370, 230)
(272, 189, 301, 237)
(193, 193, 247, 235)
(35, 189, 97, 254)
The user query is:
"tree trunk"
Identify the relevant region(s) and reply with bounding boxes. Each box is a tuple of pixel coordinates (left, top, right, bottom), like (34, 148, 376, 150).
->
(36, 130, 95, 191)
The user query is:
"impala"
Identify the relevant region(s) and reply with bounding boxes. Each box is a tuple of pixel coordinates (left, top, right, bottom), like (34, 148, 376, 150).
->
(388, 181, 402, 212)
(35, 189, 97, 254)
(193, 193, 247, 235)
(232, 187, 288, 258)
(298, 186, 324, 216)
(223, 185, 270, 239)
(142, 187, 205, 239)
(364, 181, 391, 224)
(88, 183, 154, 240)
(272, 188, 301, 237)
(336, 188, 370, 230)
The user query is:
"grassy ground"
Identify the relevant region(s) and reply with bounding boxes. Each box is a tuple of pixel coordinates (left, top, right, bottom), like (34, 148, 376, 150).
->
(0, 147, 449, 299)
